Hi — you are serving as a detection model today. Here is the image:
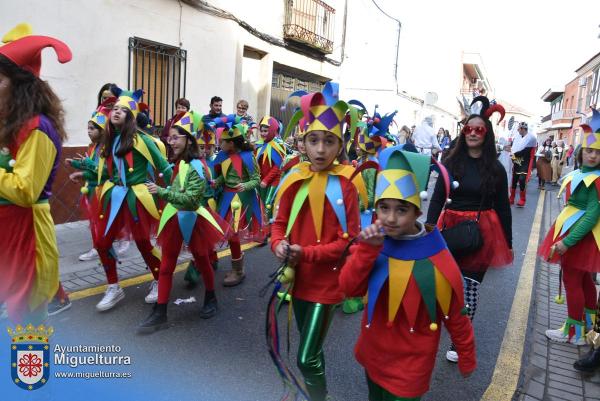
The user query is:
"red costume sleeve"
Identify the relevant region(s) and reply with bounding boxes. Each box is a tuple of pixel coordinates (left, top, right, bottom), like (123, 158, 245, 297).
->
(338, 242, 382, 297)
(262, 163, 282, 186)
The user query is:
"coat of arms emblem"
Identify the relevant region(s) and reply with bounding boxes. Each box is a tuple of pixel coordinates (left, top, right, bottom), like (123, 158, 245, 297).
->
(7, 324, 53, 390)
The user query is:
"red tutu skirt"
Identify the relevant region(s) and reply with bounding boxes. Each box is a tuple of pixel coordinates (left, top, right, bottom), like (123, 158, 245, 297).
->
(157, 209, 229, 253)
(538, 224, 600, 272)
(0, 205, 38, 321)
(92, 198, 158, 242)
(438, 209, 514, 271)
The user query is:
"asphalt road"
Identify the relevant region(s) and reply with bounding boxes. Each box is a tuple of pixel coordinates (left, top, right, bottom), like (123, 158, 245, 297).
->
(1, 186, 541, 401)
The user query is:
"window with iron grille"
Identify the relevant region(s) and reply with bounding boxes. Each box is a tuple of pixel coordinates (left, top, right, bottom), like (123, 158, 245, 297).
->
(284, 0, 335, 54)
(128, 37, 187, 127)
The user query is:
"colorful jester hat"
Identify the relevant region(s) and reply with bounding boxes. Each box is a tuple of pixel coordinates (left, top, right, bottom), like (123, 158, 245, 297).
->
(90, 97, 116, 130)
(0, 23, 72, 77)
(172, 110, 201, 139)
(375, 145, 451, 210)
(196, 120, 216, 145)
(358, 105, 398, 154)
(113, 86, 144, 118)
(258, 116, 281, 142)
(281, 82, 360, 143)
(580, 107, 600, 150)
(210, 114, 249, 140)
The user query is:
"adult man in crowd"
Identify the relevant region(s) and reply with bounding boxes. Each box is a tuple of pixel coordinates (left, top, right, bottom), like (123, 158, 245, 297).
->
(412, 116, 442, 155)
(510, 122, 537, 207)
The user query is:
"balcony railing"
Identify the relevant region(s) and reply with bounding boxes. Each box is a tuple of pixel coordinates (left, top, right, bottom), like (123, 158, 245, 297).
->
(284, 0, 335, 54)
(551, 109, 579, 121)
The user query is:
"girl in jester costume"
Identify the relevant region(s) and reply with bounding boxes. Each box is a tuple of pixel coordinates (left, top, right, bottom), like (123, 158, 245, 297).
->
(342, 107, 398, 315)
(0, 23, 71, 323)
(339, 145, 476, 400)
(270, 87, 368, 401)
(539, 107, 600, 345)
(93, 87, 173, 312)
(255, 115, 286, 218)
(212, 118, 266, 286)
(138, 111, 227, 333)
(183, 123, 221, 288)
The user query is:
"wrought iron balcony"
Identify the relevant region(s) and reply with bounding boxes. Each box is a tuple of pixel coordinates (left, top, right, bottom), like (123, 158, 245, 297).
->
(284, 0, 335, 54)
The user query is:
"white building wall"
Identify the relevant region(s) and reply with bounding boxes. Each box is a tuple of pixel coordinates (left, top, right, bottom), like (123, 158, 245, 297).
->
(1, 0, 344, 146)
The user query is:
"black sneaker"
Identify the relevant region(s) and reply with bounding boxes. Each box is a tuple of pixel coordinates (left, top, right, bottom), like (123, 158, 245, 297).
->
(137, 304, 168, 334)
(48, 297, 72, 316)
(199, 293, 217, 319)
(573, 347, 600, 372)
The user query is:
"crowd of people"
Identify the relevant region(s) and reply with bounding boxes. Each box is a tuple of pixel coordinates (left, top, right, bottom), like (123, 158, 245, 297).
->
(1, 24, 599, 401)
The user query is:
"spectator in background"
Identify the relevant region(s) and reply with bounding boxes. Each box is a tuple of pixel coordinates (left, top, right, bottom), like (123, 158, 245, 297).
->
(160, 97, 190, 144)
(202, 96, 225, 124)
(236, 99, 257, 143)
(397, 125, 412, 144)
(566, 144, 574, 166)
(97, 82, 117, 107)
(412, 116, 442, 155)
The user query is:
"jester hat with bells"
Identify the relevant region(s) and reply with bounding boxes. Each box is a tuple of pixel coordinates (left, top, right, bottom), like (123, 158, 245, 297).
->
(0, 23, 72, 77)
(196, 119, 216, 146)
(172, 110, 201, 139)
(209, 114, 249, 141)
(358, 106, 398, 154)
(282, 82, 360, 145)
(580, 107, 600, 150)
(112, 86, 144, 118)
(367, 145, 467, 332)
(90, 97, 116, 130)
(464, 96, 506, 130)
(258, 116, 281, 142)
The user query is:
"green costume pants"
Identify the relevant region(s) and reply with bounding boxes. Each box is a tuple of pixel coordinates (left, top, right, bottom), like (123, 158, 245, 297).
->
(367, 375, 421, 401)
(292, 298, 337, 401)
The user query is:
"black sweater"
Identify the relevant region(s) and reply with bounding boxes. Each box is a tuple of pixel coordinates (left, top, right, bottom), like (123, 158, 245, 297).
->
(426, 156, 512, 247)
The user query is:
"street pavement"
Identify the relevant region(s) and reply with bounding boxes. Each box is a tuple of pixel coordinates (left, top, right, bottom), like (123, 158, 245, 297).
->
(2, 176, 599, 400)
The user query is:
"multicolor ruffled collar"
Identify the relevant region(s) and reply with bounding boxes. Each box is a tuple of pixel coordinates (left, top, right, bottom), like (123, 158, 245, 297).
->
(274, 162, 368, 241)
(256, 138, 286, 167)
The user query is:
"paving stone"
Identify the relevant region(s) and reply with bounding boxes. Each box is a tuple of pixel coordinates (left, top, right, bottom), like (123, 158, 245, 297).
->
(531, 354, 547, 369)
(584, 380, 600, 397)
(548, 372, 584, 388)
(524, 380, 545, 399)
(547, 365, 585, 380)
(546, 387, 584, 401)
(548, 379, 583, 395)
(522, 395, 541, 401)
(533, 342, 548, 358)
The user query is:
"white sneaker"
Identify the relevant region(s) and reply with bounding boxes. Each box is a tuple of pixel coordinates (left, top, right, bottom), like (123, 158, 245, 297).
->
(96, 284, 125, 311)
(545, 328, 587, 346)
(115, 240, 130, 255)
(446, 343, 458, 363)
(144, 280, 158, 304)
(78, 248, 98, 261)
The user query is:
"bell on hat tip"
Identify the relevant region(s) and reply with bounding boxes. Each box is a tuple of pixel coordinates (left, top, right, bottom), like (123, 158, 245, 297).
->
(444, 315, 449, 320)
(429, 323, 438, 331)
(446, 198, 452, 205)
(80, 187, 89, 195)
(159, 172, 164, 178)
(158, 209, 163, 214)
(452, 181, 459, 189)
(266, 204, 272, 209)
(336, 198, 343, 205)
(342, 232, 349, 239)
(99, 214, 104, 219)
(8, 159, 16, 167)
(128, 167, 133, 173)
(364, 209, 370, 215)
(409, 328, 415, 333)
(419, 191, 428, 200)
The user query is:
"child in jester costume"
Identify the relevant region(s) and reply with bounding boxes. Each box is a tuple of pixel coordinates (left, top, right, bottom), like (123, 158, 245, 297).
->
(212, 117, 266, 286)
(138, 111, 227, 333)
(183, 122, 221, 288)
(0, 23, 71, 323)
(342, 108, 398, 315)
(270, 86, 368, 401)
(255, 116, 286, 218)
(93, 87, 172, 312)
(339, 145, 476, 400)
(539, 107, 600, 346)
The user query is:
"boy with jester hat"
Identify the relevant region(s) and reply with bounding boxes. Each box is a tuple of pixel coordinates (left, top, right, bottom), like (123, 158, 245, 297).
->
(342, 107, 398, 314)
(269, 86, 368, 401)
(212, 117, 266, 286)
(138, 111, 227, 333)
(93, 87, 173, 311)
(339, 145, 476, 400)
(539, 107, 600, 346)
(184, 122, 221, 288)
(255, 116, 286, 219)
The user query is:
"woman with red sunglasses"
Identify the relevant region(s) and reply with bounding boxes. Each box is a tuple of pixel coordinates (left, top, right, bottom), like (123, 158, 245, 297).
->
(426, 96, 513, 363)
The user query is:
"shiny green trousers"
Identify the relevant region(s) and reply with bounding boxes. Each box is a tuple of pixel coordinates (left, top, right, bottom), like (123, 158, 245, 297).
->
(367, 375, 421, 401)
(292, 298, 337, 401)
